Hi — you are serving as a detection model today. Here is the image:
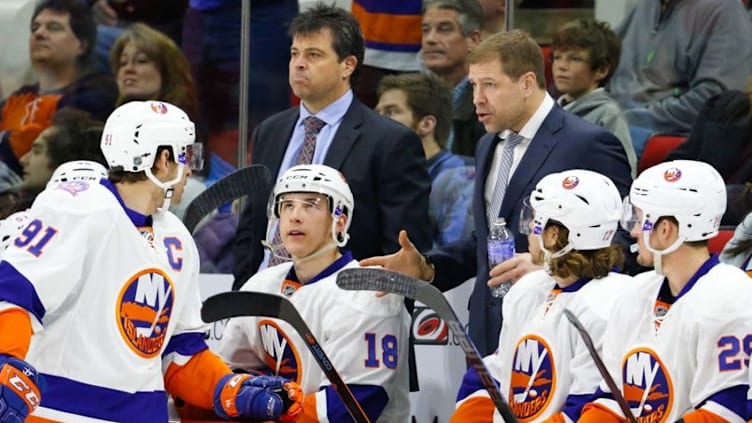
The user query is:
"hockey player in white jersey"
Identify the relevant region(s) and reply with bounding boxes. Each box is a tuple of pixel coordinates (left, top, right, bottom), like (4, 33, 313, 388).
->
(578, 160, 752, 423)
(450, 169, 630, 423)
(0, 101, 303, 423)
(218, 164, 411, 423)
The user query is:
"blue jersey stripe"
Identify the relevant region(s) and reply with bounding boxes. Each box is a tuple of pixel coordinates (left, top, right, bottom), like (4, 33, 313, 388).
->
(324, 384, 387, 422)
(162, 332, 208, 358)
(705, 384, 747, 419)
(365, 40, 421, 53)
(353, 0, 421, 15)
(562, 393, 592, 422)
(456, 367, 499, 402)
(0, 261, 46, 322)
(42, 374, 167, 423)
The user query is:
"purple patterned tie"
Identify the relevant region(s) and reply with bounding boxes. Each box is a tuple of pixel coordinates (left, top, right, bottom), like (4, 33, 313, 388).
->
(268, 116, 326, 267)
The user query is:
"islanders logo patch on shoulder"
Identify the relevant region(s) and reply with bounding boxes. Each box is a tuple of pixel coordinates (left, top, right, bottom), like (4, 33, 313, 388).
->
(258, 319, 302, 383)
(116, 268, 175, 358)
(509, 335, 556, 421)
(621, 347, 673, 422)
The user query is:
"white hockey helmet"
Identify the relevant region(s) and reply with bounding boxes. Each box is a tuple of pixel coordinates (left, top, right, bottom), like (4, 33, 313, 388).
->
(100, 101, 202, 190)
(0, 211, 29, 255)
(269, 164, 354, 247)
(529, 169, 622, 257)
(627, 160, 725, 246)
(46, 160, 108, 189)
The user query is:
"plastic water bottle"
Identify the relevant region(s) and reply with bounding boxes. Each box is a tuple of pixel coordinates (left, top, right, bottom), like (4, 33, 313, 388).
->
(488, 217, 515, 298)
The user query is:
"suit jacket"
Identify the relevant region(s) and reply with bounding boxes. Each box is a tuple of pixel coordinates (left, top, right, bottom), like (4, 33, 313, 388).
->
(427, 105, 632, 356)
(233, 98, 432, 288)
(451, 82, 486, 157)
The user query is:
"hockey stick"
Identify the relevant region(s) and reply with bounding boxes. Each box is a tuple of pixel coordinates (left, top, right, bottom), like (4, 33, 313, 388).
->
(336, 268, 517, 423)
(561, 308, 637, 423)
(202, 291, 372, 423)
(183, 165, 273, 233)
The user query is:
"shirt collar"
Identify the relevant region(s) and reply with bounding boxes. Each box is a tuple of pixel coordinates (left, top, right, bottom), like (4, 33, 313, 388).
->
(299, 89, 353, 127)
(498, 92, 555, 141)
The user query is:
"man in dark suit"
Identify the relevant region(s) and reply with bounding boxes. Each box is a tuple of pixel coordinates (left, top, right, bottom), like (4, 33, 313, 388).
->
(363, 30, 632, 356)
(232, 4, 432, 289)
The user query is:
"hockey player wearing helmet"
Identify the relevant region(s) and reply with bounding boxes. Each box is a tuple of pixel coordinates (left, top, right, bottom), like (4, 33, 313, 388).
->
(219, 164, 411, 423)
(579, 160, 752, 423)
(0, 101, 304, 423)
(451, 169, 631, 423)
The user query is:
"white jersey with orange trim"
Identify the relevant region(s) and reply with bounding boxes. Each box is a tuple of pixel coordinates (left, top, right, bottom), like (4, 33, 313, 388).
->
(453, 269, 630, 423)
(592, 257, 752, 422)
(217, 257, 410, 423)
(0, 179, 208, 423)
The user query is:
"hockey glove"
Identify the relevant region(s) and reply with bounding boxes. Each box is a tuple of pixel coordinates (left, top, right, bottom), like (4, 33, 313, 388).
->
(213, 373, 302, 421)
(0, 354, 44, 423)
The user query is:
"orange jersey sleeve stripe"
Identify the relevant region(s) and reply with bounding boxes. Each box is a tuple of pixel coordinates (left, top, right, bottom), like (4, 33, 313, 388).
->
(449, 396, 495, 423)
(296, 392, 320, 423)
(682, 408, 735, 423)
(577, 403, 625, 423)
(26, 415, 61, 423)
(0, 308, 32, 359)
(541, 412, 567, 423)
(351, 2, 422, 46)
(164, 349, 231, 410)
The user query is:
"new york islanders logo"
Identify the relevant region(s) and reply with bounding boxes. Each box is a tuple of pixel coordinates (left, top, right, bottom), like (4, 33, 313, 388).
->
(116, 268, 175, 358)
(258, 319, 302, 383)
(150, 102, 168, 114)
(509, 335, 555, 421)
(412, 307, 449, 345)
(561, 175, 579, 189)
(621, 348, 673, 422)
(663, 168, 681, 182)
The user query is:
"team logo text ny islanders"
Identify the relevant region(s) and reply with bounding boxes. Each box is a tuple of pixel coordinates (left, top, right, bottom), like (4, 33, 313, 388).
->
(259, 320, 302, 383)
(117, 269, 175, 358)
(510, 335, 555, 421)
(622, 348, 673, 423)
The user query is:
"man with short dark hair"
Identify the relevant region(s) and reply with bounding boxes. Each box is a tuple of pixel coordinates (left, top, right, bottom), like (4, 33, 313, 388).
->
(233, 3, 431, 289)
(0, 0, 117, 177)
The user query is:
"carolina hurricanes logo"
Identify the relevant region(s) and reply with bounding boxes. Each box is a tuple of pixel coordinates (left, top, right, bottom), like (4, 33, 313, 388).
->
(412, 307, 449, 345)
(561, 175, 579, 189)
(258, 319, 302, 383)
(509, 335, 555, 421)
(150, 102, 168, 114)
(663, 168, 681, 182)
(621, 348, 673, 422)
(116, 268, 174, 358)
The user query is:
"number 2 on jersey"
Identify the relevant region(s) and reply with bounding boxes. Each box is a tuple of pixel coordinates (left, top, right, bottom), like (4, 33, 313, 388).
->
(14, 219, 58, 257)
(717, 334, 752, 371)
(364, 333, 398, 369)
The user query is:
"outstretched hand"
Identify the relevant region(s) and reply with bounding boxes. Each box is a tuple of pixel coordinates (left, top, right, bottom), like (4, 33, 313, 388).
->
(360, 230, 434, 282)
(487, 253, 539, 289)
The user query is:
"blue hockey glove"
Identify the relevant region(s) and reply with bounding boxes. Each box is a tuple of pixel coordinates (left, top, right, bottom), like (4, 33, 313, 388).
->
(213, 373, 302, 421)
(0, 355, 44, 423)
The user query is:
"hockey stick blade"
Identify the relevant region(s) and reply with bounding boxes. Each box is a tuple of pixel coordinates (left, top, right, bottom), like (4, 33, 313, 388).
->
(202, 291, 372, 423)
(336, 268, 517, 423)
(183, 165, 273, 233)
(562, 309, 637, 423)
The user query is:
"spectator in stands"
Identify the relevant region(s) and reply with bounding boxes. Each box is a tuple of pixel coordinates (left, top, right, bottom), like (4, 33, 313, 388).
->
(666, 78, 752, 225)
(552, 18, 636, 176)
(478, 0, 505, 38)
(351, 0, 423, 108)
(13, 108, 107, 212)
(609, 0, 752, 139)
(0, 0, 117, 178)
(376, 72, 474, 246)
(421, 0, 486, 157)
(721, 207, 752, 273)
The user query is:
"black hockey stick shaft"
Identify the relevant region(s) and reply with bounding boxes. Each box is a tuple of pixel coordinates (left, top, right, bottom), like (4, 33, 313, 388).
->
(202, 291, 372, 423)
(183, 165, 273, 233)
(562, 309, 637, 423)
(336, 268, 517, 423)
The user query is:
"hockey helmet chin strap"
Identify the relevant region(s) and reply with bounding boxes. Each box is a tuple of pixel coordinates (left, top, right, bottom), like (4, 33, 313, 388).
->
(640, 218, 684, 276)
(145, 163, 185, 214)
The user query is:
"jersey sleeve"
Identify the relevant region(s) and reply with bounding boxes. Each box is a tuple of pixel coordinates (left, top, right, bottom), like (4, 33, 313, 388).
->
(305, 292, 408, 423)
(0, 190, 101, 329)
(451, 353, 501, 423)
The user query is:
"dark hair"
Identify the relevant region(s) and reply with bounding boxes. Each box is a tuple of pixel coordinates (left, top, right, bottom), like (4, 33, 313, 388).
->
(543, 222, 625, 279)
(468, 30, 546, 90)
(46, 108, 107, 169)
(289, 2, 364, 86)
(32, 0, 96, 68)
(422, 0, 483, 35)
(108, 146, 174, 184)
(552, 19, 621, 87)
(377, 73, 453, 147)
(654, 216, 709, 248)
